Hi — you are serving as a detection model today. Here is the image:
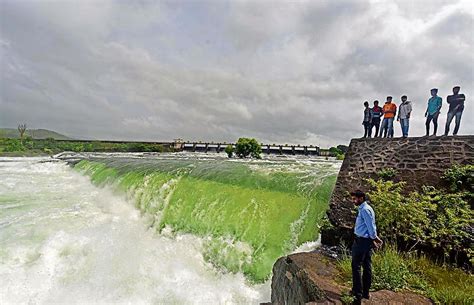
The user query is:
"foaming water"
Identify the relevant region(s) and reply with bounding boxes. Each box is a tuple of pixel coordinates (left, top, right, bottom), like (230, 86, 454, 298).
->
(0, 158, 269, 304)
(72, 155, 340, 282)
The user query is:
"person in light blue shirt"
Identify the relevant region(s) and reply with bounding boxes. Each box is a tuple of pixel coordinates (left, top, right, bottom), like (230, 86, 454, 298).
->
(350, 190, 383, 304)
(425, 88, 442, 136)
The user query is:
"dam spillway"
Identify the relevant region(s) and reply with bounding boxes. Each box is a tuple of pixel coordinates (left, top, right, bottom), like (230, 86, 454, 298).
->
(0, 154, 341, 304)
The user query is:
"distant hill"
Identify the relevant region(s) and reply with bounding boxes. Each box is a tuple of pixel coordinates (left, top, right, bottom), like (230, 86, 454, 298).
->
(0, 128, 73, 140)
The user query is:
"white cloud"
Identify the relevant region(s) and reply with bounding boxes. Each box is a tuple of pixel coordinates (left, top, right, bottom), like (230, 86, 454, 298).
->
(1, 0, 473, 146)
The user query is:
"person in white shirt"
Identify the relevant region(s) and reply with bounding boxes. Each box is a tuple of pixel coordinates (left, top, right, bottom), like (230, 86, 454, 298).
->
(397, 95, 413, 138)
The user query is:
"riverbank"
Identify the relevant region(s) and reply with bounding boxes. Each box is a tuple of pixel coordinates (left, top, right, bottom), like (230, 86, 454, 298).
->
(0, 138, 173, 156)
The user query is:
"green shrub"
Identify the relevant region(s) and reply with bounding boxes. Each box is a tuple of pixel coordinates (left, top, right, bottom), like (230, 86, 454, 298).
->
(1, 138, 25, 152)
(224, 144, 234, 158)
(441, 164, 474, 192)
(340, 291, 355, 305)
(235, 138, 262, 159)
(23, 136, 35, 149)
(127, 143, 151, 152)
(366, 178, 473, 262)
(377, 167, 398, 180)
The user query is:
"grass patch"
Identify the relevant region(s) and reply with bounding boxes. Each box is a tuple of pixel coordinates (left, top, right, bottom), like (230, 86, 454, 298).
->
(337, 245, 474, 304)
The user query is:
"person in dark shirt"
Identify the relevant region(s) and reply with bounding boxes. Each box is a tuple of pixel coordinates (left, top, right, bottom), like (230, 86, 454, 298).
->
(444, 86, 465, 136)
(371, 100, 383, 137)
(362, 101, 372, 138)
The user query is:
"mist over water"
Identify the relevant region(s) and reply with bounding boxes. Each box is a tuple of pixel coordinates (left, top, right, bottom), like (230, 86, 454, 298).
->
(0, 158, 270, 304)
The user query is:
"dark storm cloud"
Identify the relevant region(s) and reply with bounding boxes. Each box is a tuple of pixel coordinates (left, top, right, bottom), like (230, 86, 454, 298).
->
(1, 0, 473, 147)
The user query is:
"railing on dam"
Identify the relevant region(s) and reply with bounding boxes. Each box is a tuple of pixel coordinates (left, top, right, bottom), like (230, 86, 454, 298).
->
(179, 142, 321, 156)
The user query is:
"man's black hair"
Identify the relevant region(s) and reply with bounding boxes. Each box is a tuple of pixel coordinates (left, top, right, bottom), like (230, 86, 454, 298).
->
(374, 100, 379, 104)
(387, 96, 392, 100)
(453, 86, 460, 89)
(350, 190, 366, 199)
(364, 101, 369, 106)
(401, 95, 407, 99)
(431, 88, 438, 92)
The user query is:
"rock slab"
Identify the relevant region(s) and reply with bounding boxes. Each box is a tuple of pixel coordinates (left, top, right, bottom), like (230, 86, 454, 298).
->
(269, 251, 432, 305)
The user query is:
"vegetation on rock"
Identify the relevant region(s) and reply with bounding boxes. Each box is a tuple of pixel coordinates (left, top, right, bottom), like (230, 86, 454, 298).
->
(367, 165, 473, 265)
(376, 167, 398, 180)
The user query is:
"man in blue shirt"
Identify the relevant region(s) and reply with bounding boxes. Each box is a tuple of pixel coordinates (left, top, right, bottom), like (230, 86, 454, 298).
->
(351, 190, 383, 304)
(425, 88, 442, 136)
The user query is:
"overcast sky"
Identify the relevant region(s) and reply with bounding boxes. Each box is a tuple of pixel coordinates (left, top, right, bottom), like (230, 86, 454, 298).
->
(1, 0, 473, 147)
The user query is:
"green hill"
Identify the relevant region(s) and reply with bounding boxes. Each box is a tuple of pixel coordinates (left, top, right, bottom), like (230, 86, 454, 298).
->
(0, 128, 72, 140)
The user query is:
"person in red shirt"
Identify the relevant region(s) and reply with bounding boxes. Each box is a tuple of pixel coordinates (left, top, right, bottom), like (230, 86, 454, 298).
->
(380, 96, 397, 138)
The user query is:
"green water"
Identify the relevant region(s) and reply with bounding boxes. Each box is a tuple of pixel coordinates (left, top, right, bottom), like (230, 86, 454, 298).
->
(74, 157, 339, 283)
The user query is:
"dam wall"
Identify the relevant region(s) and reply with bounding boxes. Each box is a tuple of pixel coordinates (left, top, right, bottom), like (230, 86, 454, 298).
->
(322, 135, 474, 245)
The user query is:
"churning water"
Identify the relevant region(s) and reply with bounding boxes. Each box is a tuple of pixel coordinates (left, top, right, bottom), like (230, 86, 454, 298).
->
(0, 155, 341, 304)
(0, 158, 271, 304)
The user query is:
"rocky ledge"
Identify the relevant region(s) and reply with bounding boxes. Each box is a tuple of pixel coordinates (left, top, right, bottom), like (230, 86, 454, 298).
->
(264, 251, 431, 305)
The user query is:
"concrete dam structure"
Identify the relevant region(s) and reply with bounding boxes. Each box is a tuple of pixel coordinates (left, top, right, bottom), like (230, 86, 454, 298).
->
(179, 142, 323, 156)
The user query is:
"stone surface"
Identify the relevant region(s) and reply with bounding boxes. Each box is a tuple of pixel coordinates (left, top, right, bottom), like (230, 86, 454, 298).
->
(268, 251, 432, 305)
(323, 135, 474, 245)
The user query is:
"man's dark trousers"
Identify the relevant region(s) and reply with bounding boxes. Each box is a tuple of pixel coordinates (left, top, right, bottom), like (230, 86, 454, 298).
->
(352, 237, 373, 300)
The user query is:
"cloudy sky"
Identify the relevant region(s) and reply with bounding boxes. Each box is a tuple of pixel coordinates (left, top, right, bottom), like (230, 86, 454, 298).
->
(1, 0, 473, 147)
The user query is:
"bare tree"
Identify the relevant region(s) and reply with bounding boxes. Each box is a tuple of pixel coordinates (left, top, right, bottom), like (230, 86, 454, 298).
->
(18, 123, 27, 142)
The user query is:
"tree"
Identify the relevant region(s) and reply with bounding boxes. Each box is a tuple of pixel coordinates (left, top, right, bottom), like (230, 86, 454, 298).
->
(18, 123, 27, 143)
(329, 146, 343, 155)
(235, 138, 262, 158)
(225, 144, 234, 158)
(337, 144, 349, 154)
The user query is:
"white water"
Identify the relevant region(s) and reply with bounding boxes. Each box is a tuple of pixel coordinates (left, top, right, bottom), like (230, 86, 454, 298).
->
(0, 158, 270, 304)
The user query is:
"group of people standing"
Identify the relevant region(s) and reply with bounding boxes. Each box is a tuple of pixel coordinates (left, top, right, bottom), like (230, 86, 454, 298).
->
(362, 86, 466, 138)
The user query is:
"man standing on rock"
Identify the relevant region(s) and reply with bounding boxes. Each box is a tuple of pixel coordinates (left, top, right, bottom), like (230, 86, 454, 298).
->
(380, 96, 397, 138)
(425, 88, 442, 136)
(370, 100, 383, 137)
(362, 101, 372, 138)
(351, 190, 383, 305)
(444, 86, 465, 136)
(397, 95, 412, 138)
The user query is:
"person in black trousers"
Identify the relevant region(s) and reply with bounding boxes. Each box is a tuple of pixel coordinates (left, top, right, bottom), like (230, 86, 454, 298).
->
(362, 101, 372, 138)
(444, 86, 466, 136)
(370, 100, 383, 137)
(350, 190, 383, 304)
